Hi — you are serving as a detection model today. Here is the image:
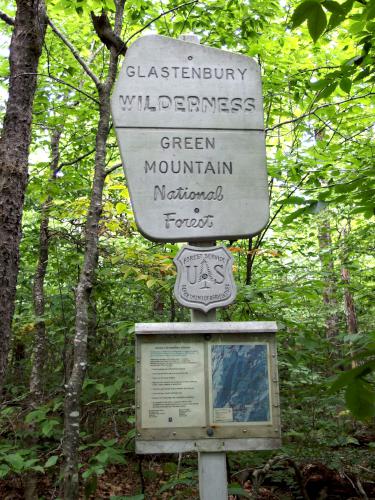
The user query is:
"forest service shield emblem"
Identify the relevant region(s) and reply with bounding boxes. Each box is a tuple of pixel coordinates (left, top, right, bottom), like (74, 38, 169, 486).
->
(174, 245, 236, 312)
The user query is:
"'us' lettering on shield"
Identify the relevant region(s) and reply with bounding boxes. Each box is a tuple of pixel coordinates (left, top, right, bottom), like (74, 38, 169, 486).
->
(173, 245, 236, 312)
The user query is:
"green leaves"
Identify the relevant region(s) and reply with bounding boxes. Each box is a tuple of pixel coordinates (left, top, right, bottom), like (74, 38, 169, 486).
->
(322, 0, 344, 15)
(25, 407, 62, 437)
(0, 447, 44, 477)
(283, 200, 326, 224)
(330, 361, 375, 419)
(346, 378, 375, 419)
(44, 455, 59, 468)
(83, 376, 128, 401)
(228, 484, 252, 498)
(339, 76, 352, 93)
(307, 2, 327, 42)
(291, 1, 327, 42)
(291, 0, 355, 41)
(291, 0, 317, 28)
(115, 202, 127, 215)
(316, 81, 338, 100)
(3, 0, 374, 494)
(82, 439, 127, 484)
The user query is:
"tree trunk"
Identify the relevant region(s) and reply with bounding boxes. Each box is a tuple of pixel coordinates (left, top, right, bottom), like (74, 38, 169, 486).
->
(245, 237, 253, 285)
(342, 266, 358, 335)
(63, 87, 110, 499)
(30, 129, 61, 403)
(317, 214, 339, 339)
(62, 3, 125, 496)
(170, 288, 176, 322)
(24, 129, 61, 500)
(340, 222, 358, 368)
(0, 0, 46, 394)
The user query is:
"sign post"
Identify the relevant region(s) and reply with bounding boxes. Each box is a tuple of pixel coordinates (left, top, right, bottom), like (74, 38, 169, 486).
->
(191, 303, 228, 500)
(111, 34, 280, 499)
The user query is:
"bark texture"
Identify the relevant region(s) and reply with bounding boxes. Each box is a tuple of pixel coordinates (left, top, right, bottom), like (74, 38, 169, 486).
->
(340, 222, 358, 368)
(246, 237, 253, 285)
(63, 100, 108, 495)
(30, 129, 61, 403)
(318, 214, 339, 339)
(62, 2, 125, 497)
(0, 0, 46, 393)
(342, 266, 358, 335)
(25, 130, 61, 500)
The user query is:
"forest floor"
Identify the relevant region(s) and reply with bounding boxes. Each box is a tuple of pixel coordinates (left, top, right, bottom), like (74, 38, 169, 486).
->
(0, 448, 374, 499)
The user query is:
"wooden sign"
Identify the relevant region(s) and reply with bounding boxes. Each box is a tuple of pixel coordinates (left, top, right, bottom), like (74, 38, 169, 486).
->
(111, 35, 269, 242)
(174, 245, 236, 312)
(135, 322, 281, 453)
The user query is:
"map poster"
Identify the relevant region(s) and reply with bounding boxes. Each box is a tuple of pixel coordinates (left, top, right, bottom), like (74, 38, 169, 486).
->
(210, 343, 271, 424)
(140, 342, 205, 428)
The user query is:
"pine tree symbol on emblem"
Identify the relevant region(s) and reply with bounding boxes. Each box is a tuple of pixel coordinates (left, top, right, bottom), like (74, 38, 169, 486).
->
(199, 259, 214, 289)
(174, 245, 237, 312)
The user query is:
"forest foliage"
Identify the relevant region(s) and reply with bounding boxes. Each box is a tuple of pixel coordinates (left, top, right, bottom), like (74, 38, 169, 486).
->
(0, 0, 374, 498)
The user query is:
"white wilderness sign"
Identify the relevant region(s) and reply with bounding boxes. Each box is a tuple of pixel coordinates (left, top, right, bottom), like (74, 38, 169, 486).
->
(111, 35, 269, 242)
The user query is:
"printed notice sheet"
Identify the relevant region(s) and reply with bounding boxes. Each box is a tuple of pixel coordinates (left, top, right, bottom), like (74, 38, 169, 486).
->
(211, 344, 271, 423)
(141, 343, 205, 428)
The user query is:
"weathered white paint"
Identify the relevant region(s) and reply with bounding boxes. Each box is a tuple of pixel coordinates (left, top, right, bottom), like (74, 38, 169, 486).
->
(112, 35, 264, 130)
(111, 35, 269, 242)
(135, 321, 278, 334)
(199, 452, 227, 500)
(136, 437, 282, 454)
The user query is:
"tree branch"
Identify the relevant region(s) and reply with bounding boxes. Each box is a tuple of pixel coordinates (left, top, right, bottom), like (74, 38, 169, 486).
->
(247, 172, 310, 274)
(266, 92, 375, 133)
(55, 148, 96, 174)
(312, 112, 351, 144)
(0, 10, 14, 26)
(6, 72, 99, 104)
(43, 74, 99, 104)
(302, 174, 368, 192)
(124, 0, 199, 46)
(106, 0, 126, 90)
(340, 123, 374, 144)
(105, 162, 122, 177)
(47, 17, 100, 88)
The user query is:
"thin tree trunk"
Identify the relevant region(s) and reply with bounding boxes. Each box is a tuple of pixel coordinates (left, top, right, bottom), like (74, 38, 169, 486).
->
(170, 288, 176, 322)
(342, 267, 358, 335)
(30, 129, 61, 402)
(63, 85, 109, 500)
(245, 237, 253, 285)
(24, 201, 50, 500)
(0, 0, 46, 394)
(317, 214, 339, 339)
(340, 221, 358, 368)
(25, 129, 61, 500)
(62, 3, 125, 497)
(29, 204, 50, 400)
